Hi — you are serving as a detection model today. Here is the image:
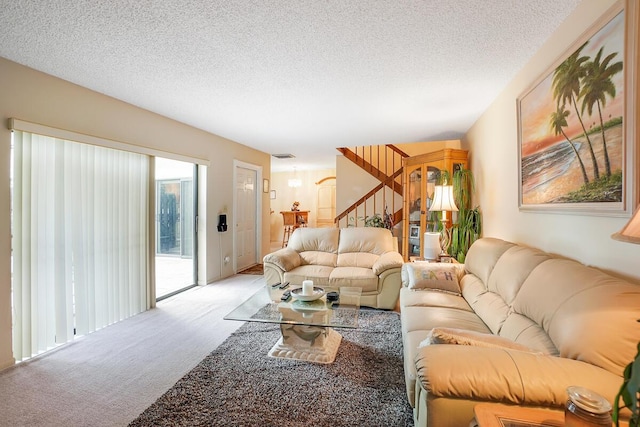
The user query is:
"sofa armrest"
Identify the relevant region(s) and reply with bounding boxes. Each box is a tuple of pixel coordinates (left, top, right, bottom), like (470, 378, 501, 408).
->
(263, 248, 301, 272)
(373, 251, 404, 275)
(415, 344, 624, 411)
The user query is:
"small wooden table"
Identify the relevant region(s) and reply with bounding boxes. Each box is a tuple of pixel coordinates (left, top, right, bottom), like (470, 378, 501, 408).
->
(281, 210, 309, 247)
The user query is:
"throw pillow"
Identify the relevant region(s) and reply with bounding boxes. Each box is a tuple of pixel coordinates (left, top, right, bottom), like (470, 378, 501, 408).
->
(418, 327, 540, 353)
(404, 263, 461, 295)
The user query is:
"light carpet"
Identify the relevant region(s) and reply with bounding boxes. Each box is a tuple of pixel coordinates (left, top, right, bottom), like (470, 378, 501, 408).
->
(0, 275, 265, 427)
(129, 310, 413, 427)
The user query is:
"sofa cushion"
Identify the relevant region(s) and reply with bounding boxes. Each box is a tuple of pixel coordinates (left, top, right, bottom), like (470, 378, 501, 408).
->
(287, 227, 340, 253)
(336, 252, 379, 269)
(283, 265, 333, 287)
(299, 251, 337, 267)
(337, 227, 395, 255)
(419, 327, 540, 353)
(329, 266, 378, 292)
(487, 245, 551, 305)
(401, 305, 491, 336)
(499, 313, 558, 356)
(402, 263, 461, 294)
(513, 258, 640, 376)
(462, 245, 552, 335)
(464, 237, 515, 286)
(399, 288, 474, 312)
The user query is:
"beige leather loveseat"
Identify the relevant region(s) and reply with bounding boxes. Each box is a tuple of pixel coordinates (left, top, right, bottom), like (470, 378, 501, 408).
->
(263, 227, 404, 309)
(400, 237, 640, 427)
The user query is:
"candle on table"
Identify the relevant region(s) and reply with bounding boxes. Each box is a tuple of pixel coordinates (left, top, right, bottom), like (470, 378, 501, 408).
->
(302, 280, 314, 296)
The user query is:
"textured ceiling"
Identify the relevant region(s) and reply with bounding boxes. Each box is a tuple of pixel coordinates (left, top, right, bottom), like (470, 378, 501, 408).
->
(0, 0, 581, 171)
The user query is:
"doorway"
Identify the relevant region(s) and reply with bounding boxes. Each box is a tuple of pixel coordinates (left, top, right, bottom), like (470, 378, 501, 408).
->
(316, 176, 336, 227)
(234, 162, 261, 272)
(155, 157, 197, 300)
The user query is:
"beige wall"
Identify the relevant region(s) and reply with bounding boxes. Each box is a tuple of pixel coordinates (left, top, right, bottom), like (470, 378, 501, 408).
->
(0, 57, 271, 368)
(269, 168, 336, 243)
(465, 0, 640, 283)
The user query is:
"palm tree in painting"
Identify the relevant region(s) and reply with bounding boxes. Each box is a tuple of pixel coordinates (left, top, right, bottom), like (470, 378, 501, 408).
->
(580, 46, 623, 177)
(549, 105, 589, 185)
(552, 43, 600, 180)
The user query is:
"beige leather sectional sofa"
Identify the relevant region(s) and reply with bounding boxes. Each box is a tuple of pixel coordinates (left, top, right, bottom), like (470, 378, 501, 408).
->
(263, 227, 404, 309)
(401, 237, 640, 427)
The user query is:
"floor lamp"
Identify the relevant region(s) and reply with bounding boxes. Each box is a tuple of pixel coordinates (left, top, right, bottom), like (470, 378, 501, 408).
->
(429, 185, 458, 256)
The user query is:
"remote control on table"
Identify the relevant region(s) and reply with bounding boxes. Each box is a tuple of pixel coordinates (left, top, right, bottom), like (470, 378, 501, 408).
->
(281, 290, 291, 301)
(278, 282, 290, 290)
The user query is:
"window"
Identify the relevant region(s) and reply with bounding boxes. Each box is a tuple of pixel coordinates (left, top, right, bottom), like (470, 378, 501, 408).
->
(11, 130, 149, 360)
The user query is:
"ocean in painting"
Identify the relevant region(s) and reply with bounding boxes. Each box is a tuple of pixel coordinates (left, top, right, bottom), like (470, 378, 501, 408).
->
(521, 140, 582, 194)
(521, 124, 623, 205)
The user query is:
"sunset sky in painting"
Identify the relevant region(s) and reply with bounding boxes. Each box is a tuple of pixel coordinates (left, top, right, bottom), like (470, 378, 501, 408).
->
(520, 10, 625, 158)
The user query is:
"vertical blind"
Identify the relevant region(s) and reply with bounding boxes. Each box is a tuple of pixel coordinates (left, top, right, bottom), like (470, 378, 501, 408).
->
(11, 130, 150, 361)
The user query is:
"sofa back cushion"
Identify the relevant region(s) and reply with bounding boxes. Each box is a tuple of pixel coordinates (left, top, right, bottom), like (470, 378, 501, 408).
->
(462, 238, 522, 334)
(336, 227, 395, 268)
(511, 258, 640, 376)
(464, 238, 515, 285)
(463, 239, 555, 350)
(287, 227, 339, 267)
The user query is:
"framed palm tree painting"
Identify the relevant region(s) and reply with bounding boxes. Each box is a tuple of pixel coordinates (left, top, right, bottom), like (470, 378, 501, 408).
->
(517, 0, 637, 215)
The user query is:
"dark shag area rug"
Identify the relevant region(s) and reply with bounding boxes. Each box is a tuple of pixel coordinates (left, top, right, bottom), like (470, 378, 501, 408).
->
(129, 310, 413, 427)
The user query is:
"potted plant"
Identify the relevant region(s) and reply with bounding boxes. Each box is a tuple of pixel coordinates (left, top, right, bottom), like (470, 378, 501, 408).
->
(613, 332, 640, 427)
(349, 206, 394, 231)
(450, 169, 482, 263)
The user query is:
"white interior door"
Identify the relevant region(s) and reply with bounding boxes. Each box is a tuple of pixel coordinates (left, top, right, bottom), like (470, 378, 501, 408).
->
(316, 177, 336, 227)
(235, 166, 257, 271)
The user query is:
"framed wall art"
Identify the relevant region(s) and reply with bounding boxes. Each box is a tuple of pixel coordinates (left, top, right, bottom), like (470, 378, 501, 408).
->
(517, 0, 637, 215)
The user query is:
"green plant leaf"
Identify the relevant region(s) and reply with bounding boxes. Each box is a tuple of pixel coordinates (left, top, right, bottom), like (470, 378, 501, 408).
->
(614, 340, 640, 427)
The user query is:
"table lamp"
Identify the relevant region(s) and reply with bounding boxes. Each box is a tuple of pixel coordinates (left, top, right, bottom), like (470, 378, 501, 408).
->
(429, 185, 458, 255)
(611, 206, 640, 244)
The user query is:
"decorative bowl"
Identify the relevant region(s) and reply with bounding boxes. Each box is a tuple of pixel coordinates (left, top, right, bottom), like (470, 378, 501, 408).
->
(290, 287, 325, 302)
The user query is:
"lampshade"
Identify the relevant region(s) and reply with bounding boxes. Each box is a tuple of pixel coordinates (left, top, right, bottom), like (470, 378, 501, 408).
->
(288, 178, 301, 188)
(429, 185, 458, 212)
(612, 207, 640, 244)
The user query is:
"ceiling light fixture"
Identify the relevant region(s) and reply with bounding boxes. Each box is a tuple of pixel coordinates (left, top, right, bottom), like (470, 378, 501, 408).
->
(288, 178, 301, 188)
(288, 166, 301, 188)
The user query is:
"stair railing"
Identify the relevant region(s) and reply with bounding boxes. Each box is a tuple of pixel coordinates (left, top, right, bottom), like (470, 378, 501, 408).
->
(335, 144, 408, 228)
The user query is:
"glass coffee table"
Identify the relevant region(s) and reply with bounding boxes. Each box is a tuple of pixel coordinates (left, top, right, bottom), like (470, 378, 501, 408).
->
(224, 285, 361, 364)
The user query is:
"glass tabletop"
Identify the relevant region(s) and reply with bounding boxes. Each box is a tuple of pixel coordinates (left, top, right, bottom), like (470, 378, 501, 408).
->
(224, 285, 362, 328)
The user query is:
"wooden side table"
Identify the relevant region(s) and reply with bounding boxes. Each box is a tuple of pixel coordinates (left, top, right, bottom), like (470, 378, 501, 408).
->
(280, 210, 309, 247)
(472, 404, 564, 427)
(472, 403, 627, 427)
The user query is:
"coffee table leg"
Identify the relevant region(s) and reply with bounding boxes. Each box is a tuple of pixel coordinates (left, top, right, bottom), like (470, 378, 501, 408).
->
(268, 324, 342, 364)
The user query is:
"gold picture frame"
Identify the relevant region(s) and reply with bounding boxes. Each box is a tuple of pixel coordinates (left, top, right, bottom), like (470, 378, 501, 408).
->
(517, 0, 637, 216)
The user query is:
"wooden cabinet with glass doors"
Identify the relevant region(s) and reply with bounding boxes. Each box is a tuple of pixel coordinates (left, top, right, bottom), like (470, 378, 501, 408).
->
(402, 149, 468, 261)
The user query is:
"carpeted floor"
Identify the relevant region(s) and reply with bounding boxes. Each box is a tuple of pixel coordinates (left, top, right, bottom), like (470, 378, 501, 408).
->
(129, 310, 413, 427)
(238, 263, 264, 275)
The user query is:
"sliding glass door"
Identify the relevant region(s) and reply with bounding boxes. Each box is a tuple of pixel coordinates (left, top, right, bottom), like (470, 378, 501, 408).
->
(155, 158, 197, 300)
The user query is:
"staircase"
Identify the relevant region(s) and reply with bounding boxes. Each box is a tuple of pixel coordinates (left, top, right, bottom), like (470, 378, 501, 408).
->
(335, 145, 408, 229)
